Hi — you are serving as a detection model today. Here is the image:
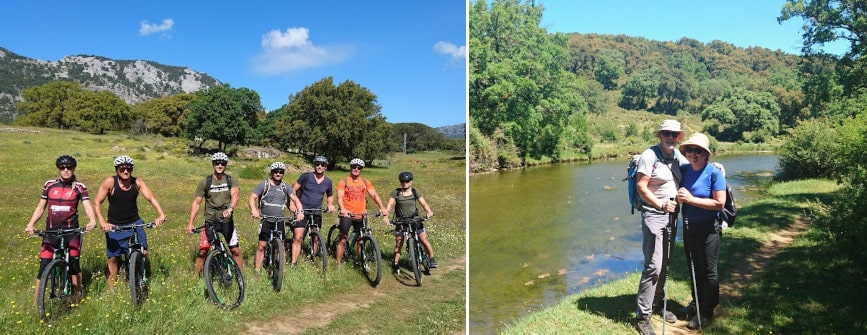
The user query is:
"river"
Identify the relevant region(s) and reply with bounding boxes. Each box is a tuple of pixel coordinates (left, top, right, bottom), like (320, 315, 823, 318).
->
(468, 153, 778, 334)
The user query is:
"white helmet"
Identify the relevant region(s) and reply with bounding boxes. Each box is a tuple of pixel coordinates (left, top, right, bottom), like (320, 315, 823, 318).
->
(211, 152, 229, 162)
(349, 158, 365, 168)
(269, 162, 286, 171)
(114, 155, 134, 167)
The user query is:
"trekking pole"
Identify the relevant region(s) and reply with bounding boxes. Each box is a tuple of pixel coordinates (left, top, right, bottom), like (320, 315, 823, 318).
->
(662, 198, 675, 335)
(684, 213, 702, 329)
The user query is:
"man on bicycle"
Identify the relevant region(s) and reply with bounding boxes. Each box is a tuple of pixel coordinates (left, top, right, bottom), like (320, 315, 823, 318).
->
(249, 161, 303, 273)
(383, 171, 437, 273)
(92, 155, 167, 291)
(24, 155, 98, 304)
(186, 152, 242, 275)
(288, 155, 335, 267)
(336, 158, 387, 266)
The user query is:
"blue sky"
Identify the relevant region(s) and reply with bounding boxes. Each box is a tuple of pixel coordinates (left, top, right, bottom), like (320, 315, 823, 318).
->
(539, 0, 848, 56)
(0, 1, 468, 128)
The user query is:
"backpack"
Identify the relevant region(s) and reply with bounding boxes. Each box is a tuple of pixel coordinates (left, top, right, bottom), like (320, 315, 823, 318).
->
(259, 179, 291, 210)
(203, 174, 233, 200)
(626, 145, 673, 214)
(392, 187, 420, 218)
(711, 164, 737, 227)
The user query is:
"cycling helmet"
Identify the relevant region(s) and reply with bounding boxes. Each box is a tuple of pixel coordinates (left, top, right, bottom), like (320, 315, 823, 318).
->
(55, 155, 77, 168)
(398, 171, 413, 182)
(349, 158, 365, 168)
(313, 155, 328, 164)
(113, 155, 135, 167)
(269, 161, 286, 171)
(211, 152, 229, 162)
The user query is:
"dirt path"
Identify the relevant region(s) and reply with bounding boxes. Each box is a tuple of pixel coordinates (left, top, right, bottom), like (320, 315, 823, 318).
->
(651, 219, 812, 334)
(241, 254, 466, 335)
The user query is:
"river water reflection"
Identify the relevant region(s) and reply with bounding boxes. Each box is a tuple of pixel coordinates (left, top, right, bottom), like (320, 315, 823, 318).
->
(468, 153, 778, 334)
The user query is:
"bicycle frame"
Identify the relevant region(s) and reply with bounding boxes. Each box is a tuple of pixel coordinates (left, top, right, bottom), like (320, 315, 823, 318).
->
(192, 218, 245, 309)
(391, 217, 430, 285)
(112, 222, 155, 305)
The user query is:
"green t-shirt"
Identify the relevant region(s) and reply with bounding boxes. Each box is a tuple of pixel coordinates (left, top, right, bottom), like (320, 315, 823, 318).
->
(389, 188, 423, 219)
(196, 174, 234, 221)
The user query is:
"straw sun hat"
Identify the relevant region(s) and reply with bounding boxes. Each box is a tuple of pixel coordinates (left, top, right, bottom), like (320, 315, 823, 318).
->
(678, 133, 712, 156)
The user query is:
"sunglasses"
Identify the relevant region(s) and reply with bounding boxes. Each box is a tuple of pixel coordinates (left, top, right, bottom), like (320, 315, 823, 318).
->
(117, 166, 133, 172)
(350, 165, 363, 171)
(58, 165, 75, 171)
(314, 162, 327, 167)
(660, 131, 680, 138)
(683, 146, 705, 154)
(213, 161, 227, 166)
(272, 169, 285, 174)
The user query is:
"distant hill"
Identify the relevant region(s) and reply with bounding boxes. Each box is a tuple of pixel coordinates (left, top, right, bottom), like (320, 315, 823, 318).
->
(436, 123, 466, 139)
(0, 47, 220, 123)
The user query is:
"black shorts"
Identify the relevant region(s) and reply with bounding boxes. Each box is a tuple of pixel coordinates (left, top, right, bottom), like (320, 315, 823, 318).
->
(258, 218, 286, 242)
(338, 216, 363, 235)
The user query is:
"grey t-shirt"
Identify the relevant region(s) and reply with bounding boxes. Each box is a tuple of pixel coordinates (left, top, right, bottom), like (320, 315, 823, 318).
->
(252, 180, 290, 217)
(636, 145, 686, 212)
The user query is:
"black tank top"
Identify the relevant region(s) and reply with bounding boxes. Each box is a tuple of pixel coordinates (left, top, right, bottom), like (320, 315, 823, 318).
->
(107, 176, 139, 225)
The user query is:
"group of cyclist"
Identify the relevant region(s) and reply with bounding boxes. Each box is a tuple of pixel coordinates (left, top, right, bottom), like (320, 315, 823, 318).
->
(25, 152, 438, 307)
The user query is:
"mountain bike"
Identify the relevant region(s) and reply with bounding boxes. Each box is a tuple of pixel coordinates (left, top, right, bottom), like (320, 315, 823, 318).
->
(31, 227, 87, 320)
(111, 221, 156, 305)
(326, 212, 383, 287)
(291, 208, 329, 273)
(390, 216, 431, 286)
(260, 215, 287, 292)
(192, 218, 245, 309)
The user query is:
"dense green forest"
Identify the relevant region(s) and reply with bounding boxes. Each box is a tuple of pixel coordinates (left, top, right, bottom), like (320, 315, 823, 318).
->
(471, 0, 867, 271)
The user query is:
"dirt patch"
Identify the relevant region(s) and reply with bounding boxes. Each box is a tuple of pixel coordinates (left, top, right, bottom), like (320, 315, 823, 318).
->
(651, 219, 812, 334)
(241, 254, 466, 334)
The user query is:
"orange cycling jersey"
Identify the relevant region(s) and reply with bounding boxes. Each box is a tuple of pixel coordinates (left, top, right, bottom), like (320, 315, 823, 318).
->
(337, 176, 374, 217)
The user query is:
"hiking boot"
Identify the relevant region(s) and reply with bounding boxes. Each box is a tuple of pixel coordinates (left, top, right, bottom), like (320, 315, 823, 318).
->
(429, 257, 438, 268)
(677, 302, 697, 319)
(635, 315, 656, 335)
(660, 310, 677, 323)
(392, 263, 400, 274)
(688, 315, 710, 330)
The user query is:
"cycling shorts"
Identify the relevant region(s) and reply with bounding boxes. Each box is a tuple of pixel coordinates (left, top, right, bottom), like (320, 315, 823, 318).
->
(258, 219, 286, 242)
(105, 218, 148, 258)
(199, 218, 239, 250)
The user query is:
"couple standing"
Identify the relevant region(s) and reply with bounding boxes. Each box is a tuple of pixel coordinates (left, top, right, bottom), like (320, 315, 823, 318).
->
(634, 120, 728, 334)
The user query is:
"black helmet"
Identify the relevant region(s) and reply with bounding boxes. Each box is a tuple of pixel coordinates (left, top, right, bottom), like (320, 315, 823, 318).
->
(313, 155, 328, 164)
(398, 171, 413, 182)
(56, 155, 77, 168)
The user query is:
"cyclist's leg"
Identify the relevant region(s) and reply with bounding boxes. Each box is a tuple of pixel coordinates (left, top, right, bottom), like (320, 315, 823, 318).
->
(290, 222, 305, 266)
(336, 216, 352, 265)
(135, 219, 149, 258)
(418, 230, 434, 259)
(393, 231, 405, 267)
(35, 248, 52, 306)
(353, 219, 364, 256)
(69, 235, 83, 295)
(254, 220, 269, 272)
(311, 215, 323, 254)
(224, 219, 243, 271)
(105, 230, 131, 291)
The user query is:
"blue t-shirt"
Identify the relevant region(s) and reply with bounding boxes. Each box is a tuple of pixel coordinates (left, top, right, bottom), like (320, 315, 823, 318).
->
(680, 163, 727, 222)
(296, 172, 333, 209)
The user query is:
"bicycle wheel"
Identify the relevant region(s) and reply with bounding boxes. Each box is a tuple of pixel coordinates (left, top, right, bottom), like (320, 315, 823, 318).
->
(407, 237, 422, 286)
(129, 251, 148, 305)
(204, 249, 245, 309)
(326, 224, 339, 257)
(420, 245, 431, 275)
(38, 259, 72, 320)
(359, 236, 382, 287)
(308, 230, 328, 273)
(269, 238, 286, 292)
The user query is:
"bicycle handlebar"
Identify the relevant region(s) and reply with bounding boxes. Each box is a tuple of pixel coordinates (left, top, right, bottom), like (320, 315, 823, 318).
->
(301, 208, 331, 214)
(342, 211, 382, 218)
(110, 221, 159, 232)
(31, 227, 88, 238)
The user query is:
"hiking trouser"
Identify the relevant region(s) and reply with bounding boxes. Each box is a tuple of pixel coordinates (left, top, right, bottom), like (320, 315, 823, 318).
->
(636, 210, 678, 317)
(683, 216, 720, 319)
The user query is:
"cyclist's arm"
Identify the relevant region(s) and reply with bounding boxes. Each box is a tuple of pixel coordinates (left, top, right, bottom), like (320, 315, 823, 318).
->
(367, 187, 387, 216)
(289, 181, 302, 212)
(223, 185, 240, 218)
(288, 191, 304, 222)
(383, 197, 396, 225)
(25, 198, 48, 235)
(417, 196, 434, 218)
(337, 183, 347, 216)
(325, 194, 335, 213)
(137, 178, 166, 226)
(93, 176, 114, 231)
(248, 191, 261, 219)
(81, 198, 98, 231)
(187, 196, 203, 234)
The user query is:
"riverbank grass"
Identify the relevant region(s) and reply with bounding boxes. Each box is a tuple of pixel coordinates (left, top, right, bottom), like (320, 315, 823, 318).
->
(504, 178, 866, 334)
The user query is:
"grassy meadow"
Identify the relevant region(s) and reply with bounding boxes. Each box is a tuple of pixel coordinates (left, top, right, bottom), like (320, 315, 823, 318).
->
(503, 178, 867, 334)
(0, 127, 466, 334)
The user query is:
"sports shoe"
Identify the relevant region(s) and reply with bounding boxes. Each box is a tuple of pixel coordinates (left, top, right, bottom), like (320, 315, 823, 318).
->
(392, 263, 400, 274)
(688, 315, 710, 330)
(429, 257, 438, 268)
(677, 302, 697, 319)
(635, 315, 656, 335)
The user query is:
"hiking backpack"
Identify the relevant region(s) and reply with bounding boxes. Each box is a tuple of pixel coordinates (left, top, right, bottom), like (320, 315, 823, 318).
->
(711, 164, 737, 227)
(626, 146, 669, 214)
(259, 179, 291, 210)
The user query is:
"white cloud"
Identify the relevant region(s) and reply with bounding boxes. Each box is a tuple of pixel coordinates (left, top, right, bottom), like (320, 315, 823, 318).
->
(433, 41, 467, 62)
(252, 27, 351, 76)
(139, 18, 174, 36)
